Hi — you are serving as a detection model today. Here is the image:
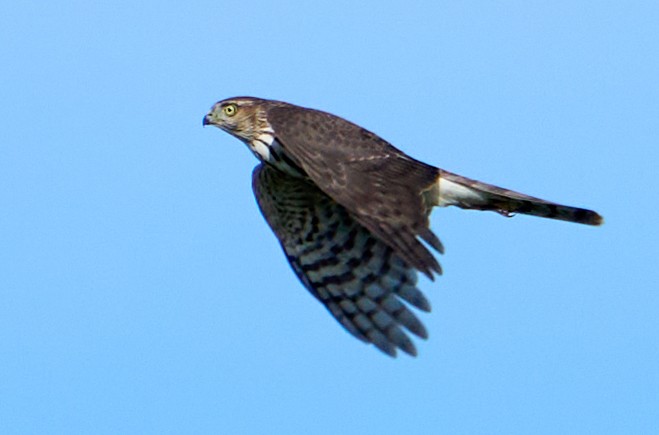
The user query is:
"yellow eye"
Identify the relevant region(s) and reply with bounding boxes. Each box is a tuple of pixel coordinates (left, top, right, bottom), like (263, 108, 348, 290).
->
(223, 104, 238, 117)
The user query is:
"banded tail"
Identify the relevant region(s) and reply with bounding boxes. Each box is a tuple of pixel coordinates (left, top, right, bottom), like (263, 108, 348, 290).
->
(435, 170, 603, 226)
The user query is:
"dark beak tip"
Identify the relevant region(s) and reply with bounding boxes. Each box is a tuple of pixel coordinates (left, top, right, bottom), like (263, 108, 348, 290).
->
(202, 115, 210, 126)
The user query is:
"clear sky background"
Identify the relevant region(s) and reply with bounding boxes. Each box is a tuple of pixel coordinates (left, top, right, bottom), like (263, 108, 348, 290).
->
(1, 1, 658, 434)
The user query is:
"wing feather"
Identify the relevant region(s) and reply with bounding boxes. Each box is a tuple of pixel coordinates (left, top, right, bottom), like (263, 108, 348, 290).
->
(266, 105, 443, 278)
(252, 164, 433, 357)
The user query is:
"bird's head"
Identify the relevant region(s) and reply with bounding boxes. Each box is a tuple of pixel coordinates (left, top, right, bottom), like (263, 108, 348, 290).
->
(203, 97, 269, 143)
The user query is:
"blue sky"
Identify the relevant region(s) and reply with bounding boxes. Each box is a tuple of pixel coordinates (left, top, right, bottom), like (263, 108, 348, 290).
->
(1, 1, 658, 434)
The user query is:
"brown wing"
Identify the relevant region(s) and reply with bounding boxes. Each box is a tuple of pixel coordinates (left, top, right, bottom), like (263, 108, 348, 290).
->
(266, 105, 443, 279)
(252, 163, 433, 357)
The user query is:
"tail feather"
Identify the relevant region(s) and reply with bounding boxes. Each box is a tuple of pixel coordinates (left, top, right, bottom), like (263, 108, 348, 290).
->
(436, 170, 603, 226)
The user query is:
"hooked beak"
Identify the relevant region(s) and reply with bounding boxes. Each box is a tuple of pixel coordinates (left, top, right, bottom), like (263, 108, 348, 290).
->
(202, 114, 212, 126)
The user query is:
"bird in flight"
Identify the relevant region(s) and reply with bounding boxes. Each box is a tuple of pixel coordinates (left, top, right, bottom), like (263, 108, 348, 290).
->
(203, 97, 602, 357)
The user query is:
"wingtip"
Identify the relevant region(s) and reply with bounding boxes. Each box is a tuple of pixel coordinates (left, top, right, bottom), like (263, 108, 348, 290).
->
(402, 345, 418, 357)
(374, 340, 419, 358)
(422, 261, 443, 281)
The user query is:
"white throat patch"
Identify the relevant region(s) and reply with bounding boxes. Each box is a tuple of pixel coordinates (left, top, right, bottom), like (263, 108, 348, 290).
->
(249, 131, 275, 162)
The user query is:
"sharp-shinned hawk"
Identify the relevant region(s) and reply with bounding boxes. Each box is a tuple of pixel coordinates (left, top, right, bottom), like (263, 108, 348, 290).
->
(203, 96, 602, 357)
